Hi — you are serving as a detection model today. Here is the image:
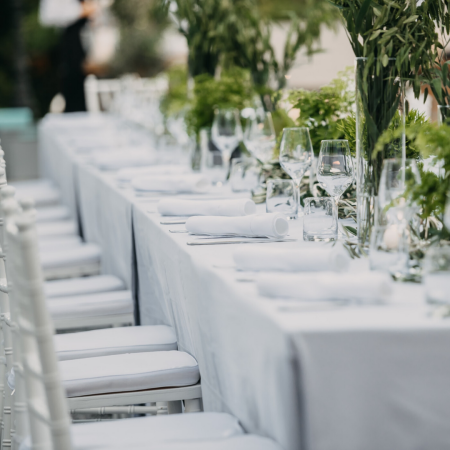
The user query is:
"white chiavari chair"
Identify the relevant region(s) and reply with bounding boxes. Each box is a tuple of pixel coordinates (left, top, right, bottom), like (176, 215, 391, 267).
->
(0, 200, 262, 450)
(84, 75, 122, 113)
(0, 193, 180, 447)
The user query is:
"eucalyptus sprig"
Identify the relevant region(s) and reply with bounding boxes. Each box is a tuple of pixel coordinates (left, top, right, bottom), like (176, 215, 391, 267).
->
(287, 67, 354, 155)
(184, 67, 256, 138)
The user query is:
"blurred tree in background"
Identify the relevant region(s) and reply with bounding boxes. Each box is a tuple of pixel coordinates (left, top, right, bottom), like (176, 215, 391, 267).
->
(109, 0, 166, 77)
(0, 0, 59, 116)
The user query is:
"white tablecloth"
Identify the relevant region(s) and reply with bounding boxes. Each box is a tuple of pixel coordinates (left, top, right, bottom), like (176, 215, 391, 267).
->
(38, 113, 450, 450)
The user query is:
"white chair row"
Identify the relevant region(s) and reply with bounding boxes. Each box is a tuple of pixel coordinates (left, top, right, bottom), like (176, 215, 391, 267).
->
(0, 151, 203, 447)
(5, 193, 281, 450)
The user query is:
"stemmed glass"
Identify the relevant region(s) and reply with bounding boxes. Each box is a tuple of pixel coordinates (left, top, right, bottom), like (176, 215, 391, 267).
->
(279, 127, 314, 217)
(211, 108, 243, 171)
(378, 158, 421, 224)
(244, 111, 276, 164)
(317, 140, 354, 208)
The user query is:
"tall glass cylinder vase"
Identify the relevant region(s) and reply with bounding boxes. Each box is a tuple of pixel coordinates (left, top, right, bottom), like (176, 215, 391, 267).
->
(438, 105, 450, 126)
(355, 57, 406, 248)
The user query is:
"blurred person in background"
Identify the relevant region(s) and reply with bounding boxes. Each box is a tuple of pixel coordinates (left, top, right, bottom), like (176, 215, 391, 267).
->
(39, 0, 98, 112)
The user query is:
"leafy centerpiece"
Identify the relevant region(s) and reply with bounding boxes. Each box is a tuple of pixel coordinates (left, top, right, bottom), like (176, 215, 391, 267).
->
(328, 0, 449, 247)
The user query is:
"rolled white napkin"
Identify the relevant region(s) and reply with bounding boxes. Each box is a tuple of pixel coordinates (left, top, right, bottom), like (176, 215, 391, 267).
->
(158, 198, 256, 217)
(117, 165, 189, 182)
(90, 151, 157, 171)
(185, 213, 289, 238)
(132, 174, 211, 194)
(257, 272, 393, 302)
(233, 244, 350, 273)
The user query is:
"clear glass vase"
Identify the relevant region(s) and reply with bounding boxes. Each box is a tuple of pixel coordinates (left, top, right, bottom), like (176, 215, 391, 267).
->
(355, 57, 406, 248)
(438, 105, 450, 126)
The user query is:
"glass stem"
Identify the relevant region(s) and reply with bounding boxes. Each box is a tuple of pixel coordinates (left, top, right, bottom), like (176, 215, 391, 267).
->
(295, 177, 303, 209)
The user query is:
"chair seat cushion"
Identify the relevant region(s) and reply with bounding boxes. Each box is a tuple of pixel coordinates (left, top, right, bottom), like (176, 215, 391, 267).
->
(54, 325, 177, 361)
(80, 436, 281, 450)
(12, 179, 60, 206)
(19, 413, 245, 450)
(60, 351, 200, 397)
(37, 220, 78, 238)
(71, 413, 243, 448)
(48, 290, 133, 320)
(39, 235, 83, 253)
(40, 244, 101, 270)
(45, 275, 124, 298)
(36, 205, 71, 222)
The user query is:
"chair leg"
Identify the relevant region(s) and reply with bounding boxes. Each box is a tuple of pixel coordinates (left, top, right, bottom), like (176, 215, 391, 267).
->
(167, 401, 182, 414)
(0, 357, 6, 442)
(184, 398, 202, 413)
(156, 402, 168, 416)
(1, 386, 12, 449)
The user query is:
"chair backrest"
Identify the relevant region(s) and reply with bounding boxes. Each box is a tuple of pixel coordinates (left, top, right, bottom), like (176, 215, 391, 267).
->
(3, 197, 73, 450)
(0, 148, 32, 448)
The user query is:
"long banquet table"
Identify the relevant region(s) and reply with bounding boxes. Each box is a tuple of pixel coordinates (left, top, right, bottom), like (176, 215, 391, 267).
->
(38, 113, 450, 450)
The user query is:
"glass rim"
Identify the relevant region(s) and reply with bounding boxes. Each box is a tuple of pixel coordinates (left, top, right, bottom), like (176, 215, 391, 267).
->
(303, 196, 335, 202)
(320, 139, 349, 143)
(383, 158, 418, 164)
(267, 178, 295, 184)
(282, 127, 309, 131)
(355, 57, 397, 62)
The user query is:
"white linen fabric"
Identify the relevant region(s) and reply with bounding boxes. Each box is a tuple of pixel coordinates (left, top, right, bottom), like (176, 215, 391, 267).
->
(257, 271, 393, 302)
(185, 213, 289, 238)
(117, 165, 189, 182)
(36, 205, 70, 222)
(93, 436, 282, 450)
(20, 413, 244, 450)
(158, 198, 256, 217)
(48, 290, 133, 319)
(37, 220, 77, 238)
(40, 244, 101, 270)
(54, 325, 177, 360)
(233, 244, 351, 272)
(60, 350, 199, 397)
(132, 173, 211, 194)
(90, 151, 157, 171)
(45, 275, 124, 298)
(39, 115, 450, 450)
(77, 162, 135, 286)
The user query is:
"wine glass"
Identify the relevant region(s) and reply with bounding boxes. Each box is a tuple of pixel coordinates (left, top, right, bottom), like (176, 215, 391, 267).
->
(211, 108, 243, 169)
(317, 140, 354, 208)
(378, 158, 421, 223)
(279, 127, 314, 217)
(244, 111, 276, 164)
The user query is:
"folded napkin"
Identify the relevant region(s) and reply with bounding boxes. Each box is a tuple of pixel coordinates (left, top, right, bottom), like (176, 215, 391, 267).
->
(90, 151, 157, 171)
(117, 165, 189, 183)
(185, 213, 289, 239)
(233, 244, 350, 273)
(158, 198, 256, 217)
(257, 272, 393, 302)
(132, 174, 211, 194)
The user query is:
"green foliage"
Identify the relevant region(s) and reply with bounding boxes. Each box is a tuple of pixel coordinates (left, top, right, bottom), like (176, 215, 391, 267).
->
(159, 0, 337, 90)
(157, 0, 224, 77)
(110, 0, 164, 77)
(329, 0, 448, 199)
(185, 68, 256, 137)
(160, 65, 189, 118)
(377, 122, 450, 226)
(328, 0, 448, 95)
(287, 68, 354, 155)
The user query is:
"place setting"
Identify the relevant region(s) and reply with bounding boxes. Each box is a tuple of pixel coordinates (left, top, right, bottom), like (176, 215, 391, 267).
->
(4, 2, 450, 450)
